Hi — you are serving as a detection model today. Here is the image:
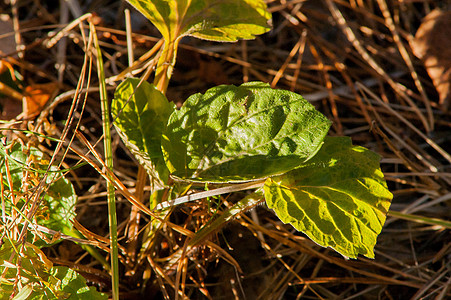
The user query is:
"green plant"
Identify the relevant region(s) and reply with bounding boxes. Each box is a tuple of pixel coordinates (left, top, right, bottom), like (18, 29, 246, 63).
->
(0, 239, 106, 300)
(0, 138, 107, 299)
(0, 0, 394, 298)
(112, 0, 393, 260)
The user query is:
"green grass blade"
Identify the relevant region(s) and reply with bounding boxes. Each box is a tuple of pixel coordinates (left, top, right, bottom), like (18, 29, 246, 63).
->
(388, 210, 451, 229)
(90, 21, 119, 300)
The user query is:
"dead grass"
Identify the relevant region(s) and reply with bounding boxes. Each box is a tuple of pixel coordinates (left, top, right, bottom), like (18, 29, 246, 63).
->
(1, 0, 450, 299)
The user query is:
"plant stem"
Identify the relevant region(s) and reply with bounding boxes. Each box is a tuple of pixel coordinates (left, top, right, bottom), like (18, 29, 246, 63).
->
(154, 39, 179, 94)
(91, 21, 119, 300)
(135, 38, 179, 214)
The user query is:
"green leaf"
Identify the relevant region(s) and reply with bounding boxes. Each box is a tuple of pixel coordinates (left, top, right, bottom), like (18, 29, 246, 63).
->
(112, 78, 174, 185)
(40, 166, 77, 235)
(162, 82, 331, 182)
(264, 136, 393, 259)
(41, 267, 107, 300)
(0, 240, 53, 299)
(126, 0, 271, 42)
(0, 142, 43, 187)
(0, 143, 77, 246)
(0, 240, 106, 300)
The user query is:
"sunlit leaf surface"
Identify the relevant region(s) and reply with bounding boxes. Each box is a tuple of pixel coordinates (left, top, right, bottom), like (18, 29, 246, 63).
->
(0, 240, 107, 299)
(162, 82, 331, 182)
(126, 0, 271, 42)
(264, 137, 393, 259)
(112, 78, 174, 184)
(0, 142, 77, 245)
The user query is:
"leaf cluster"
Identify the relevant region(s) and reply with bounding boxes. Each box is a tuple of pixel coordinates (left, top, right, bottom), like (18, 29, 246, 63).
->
(113, 79, 393, 259)
(0, 141, 105, 298)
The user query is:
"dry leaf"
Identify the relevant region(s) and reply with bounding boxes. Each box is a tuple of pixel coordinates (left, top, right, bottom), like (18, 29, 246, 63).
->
(411, 9, 451, 111)
(23, 82, 58, 119)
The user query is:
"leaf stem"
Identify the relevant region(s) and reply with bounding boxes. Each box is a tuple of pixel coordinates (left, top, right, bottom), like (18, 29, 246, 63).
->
(154, 39, 179, 94)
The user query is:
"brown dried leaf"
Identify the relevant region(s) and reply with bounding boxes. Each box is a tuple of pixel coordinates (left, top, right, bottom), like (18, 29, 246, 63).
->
(411, 9, 451, 111)
(23, 82, 58, 118)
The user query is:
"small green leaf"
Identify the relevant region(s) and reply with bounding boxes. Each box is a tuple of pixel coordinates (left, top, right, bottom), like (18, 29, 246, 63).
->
(0, 142, 43, 187)
(0, 240, 106, 300)
(112, 78, 174, 185)
(40, 166, 77, 235)
(162, 82, 331, 182)
(126, 0, 271, 42)
(264, 136, 393, 259)
(0, 143, 77, 246)
(0, 240, 52, 299)
(43, 267, 107, 300)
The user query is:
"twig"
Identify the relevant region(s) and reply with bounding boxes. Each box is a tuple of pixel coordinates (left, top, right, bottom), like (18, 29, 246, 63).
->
(153, 180, 265, 211)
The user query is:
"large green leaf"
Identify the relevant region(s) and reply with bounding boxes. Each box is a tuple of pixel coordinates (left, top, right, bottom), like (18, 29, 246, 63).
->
(112, 78, 174, 185)
(0, 239, 106, 299)
(126, 0, 271, 42)
(264, 137, 393, 259)
(162, 82, 331, 182)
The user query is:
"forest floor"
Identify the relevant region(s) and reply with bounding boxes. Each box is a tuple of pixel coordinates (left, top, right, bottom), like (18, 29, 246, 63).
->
(1, 0, 450, 299)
